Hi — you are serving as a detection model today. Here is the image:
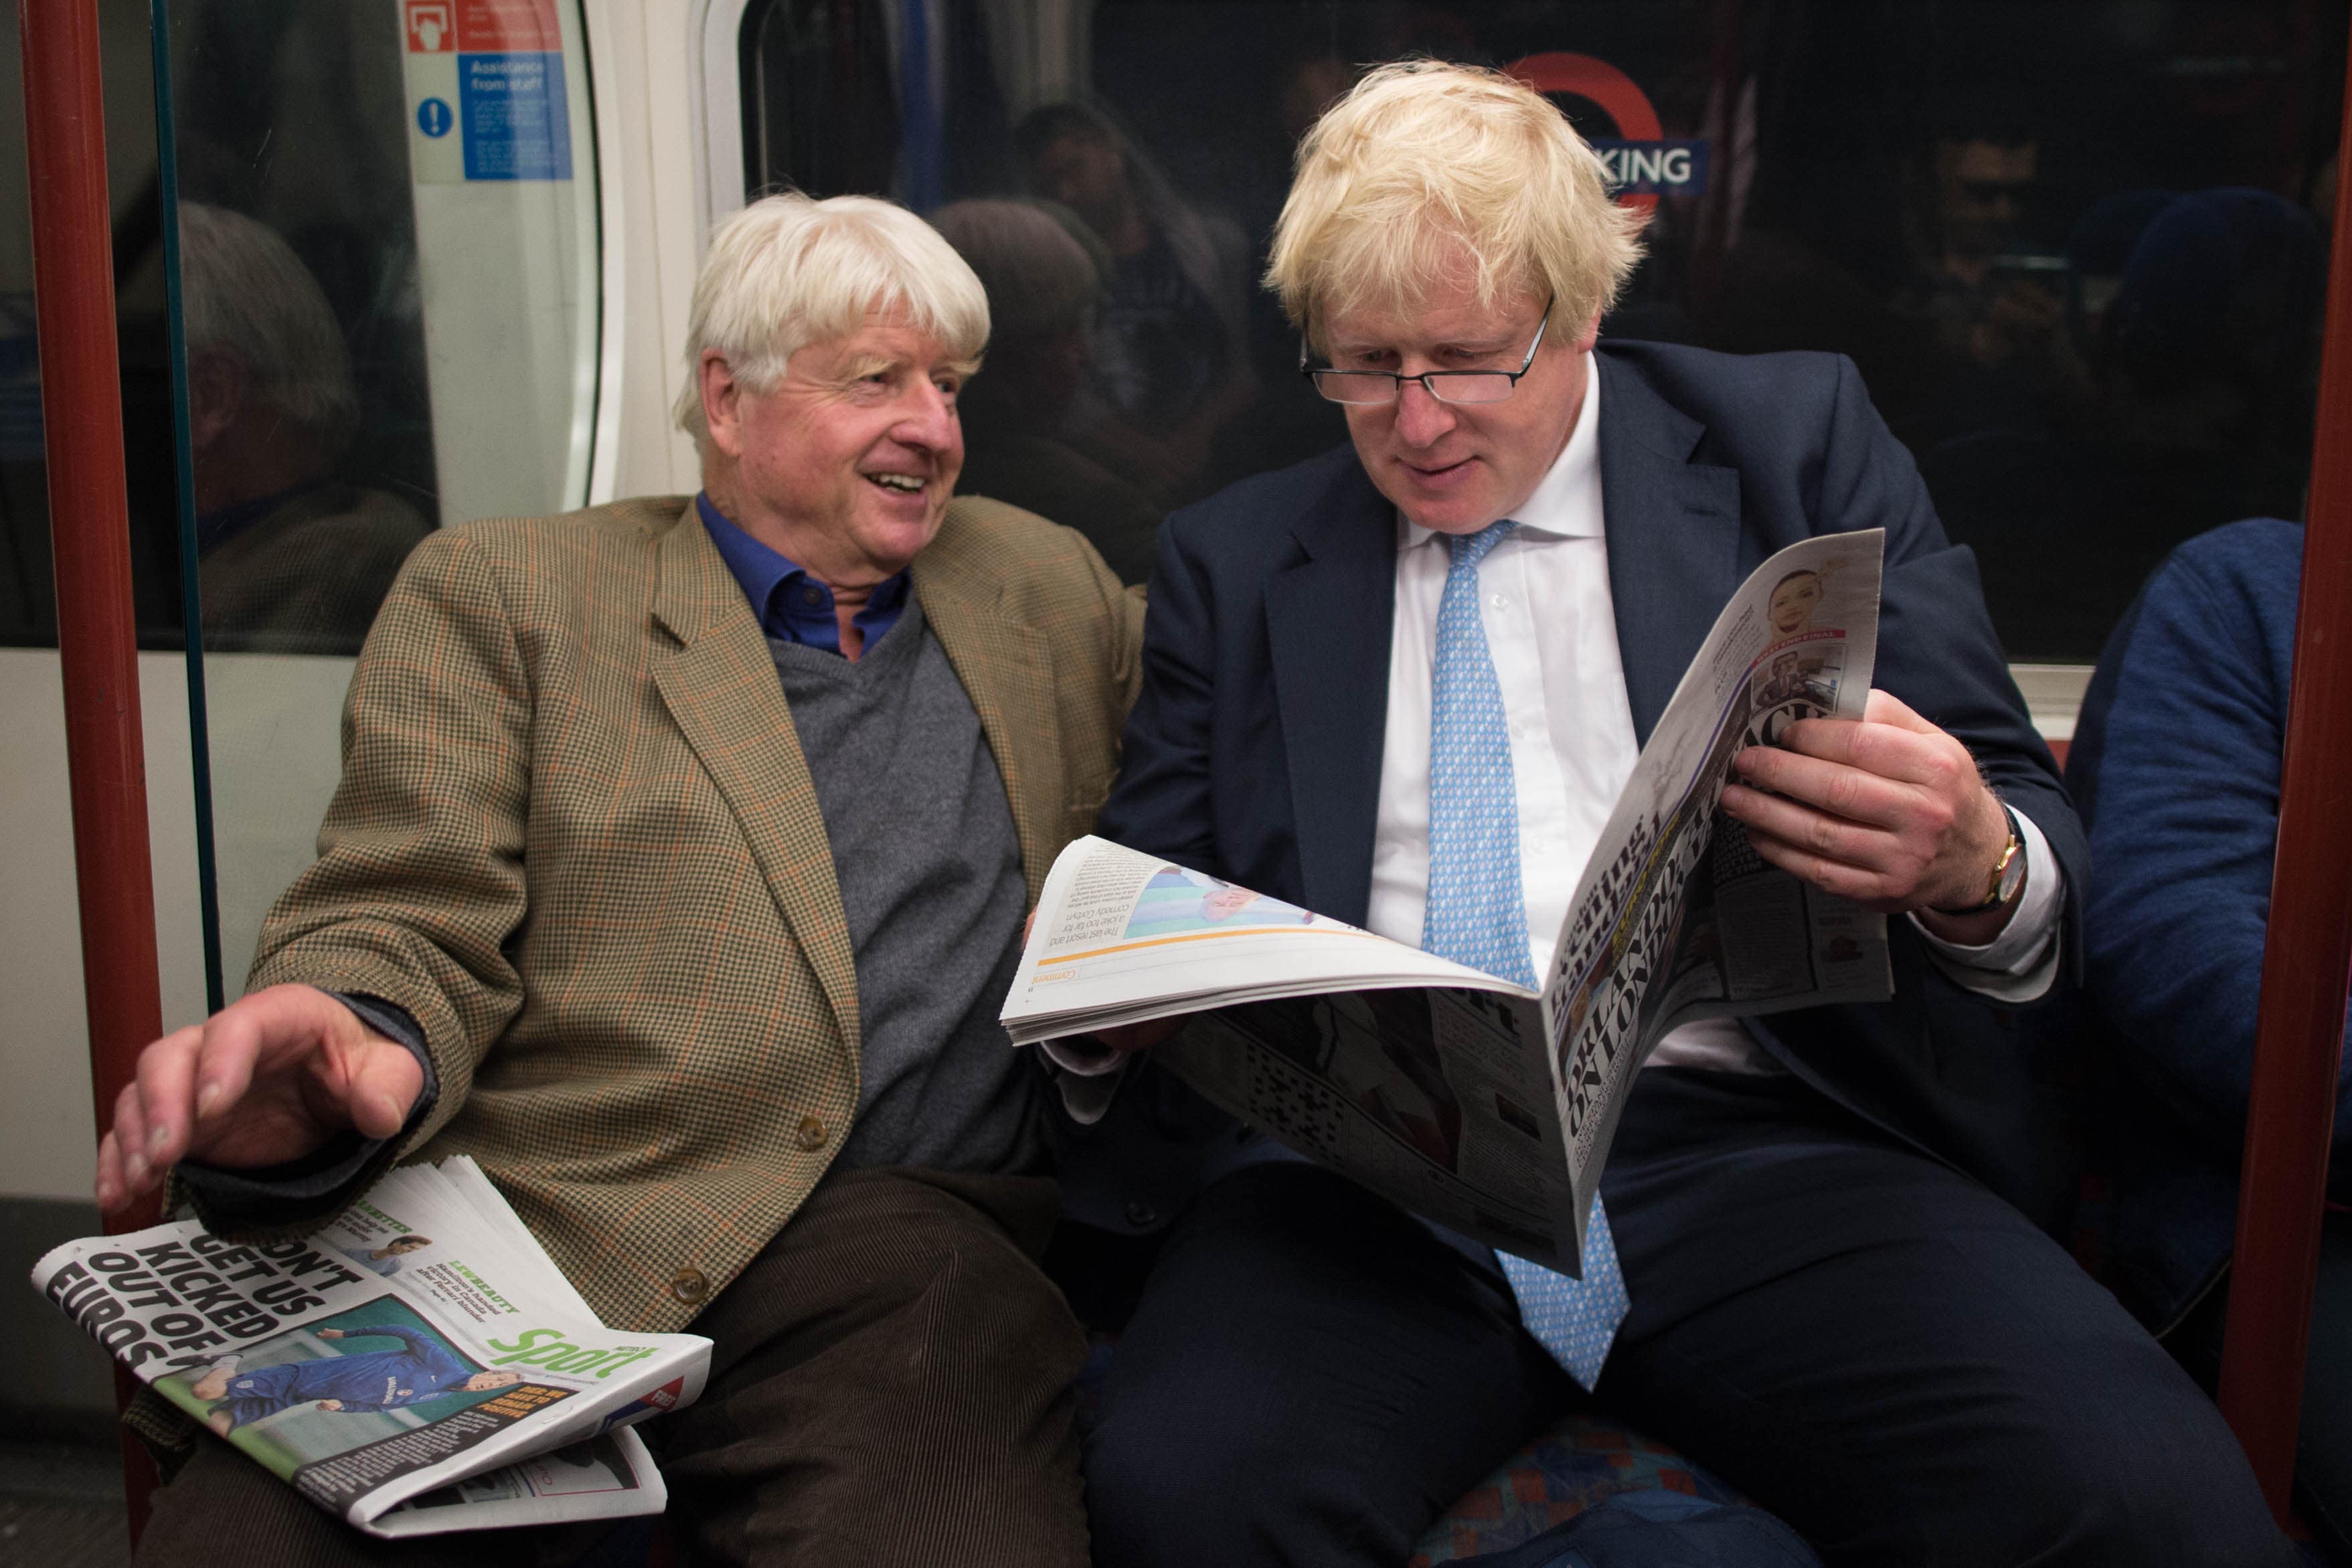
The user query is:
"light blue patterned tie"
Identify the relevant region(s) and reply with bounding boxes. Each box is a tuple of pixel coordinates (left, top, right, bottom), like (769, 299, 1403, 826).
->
(1423, 519, 1630, 1392)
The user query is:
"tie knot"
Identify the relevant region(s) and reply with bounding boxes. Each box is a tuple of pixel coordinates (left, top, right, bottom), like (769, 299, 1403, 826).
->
(1446, 519, 1519, 572)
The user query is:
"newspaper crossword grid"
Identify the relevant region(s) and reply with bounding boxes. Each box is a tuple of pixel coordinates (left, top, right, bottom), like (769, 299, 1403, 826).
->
(1713, 818, 1766, 879)
(1246, 1053, 1346, 1158)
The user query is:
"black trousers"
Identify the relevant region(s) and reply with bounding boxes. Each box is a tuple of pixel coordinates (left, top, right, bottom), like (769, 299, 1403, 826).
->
(1078, 1068, 2297, 1568)
(134, 1166, 1090, 1568)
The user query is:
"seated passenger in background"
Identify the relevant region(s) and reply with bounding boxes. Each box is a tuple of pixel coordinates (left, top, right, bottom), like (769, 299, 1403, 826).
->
(1068, 60, 2295, 1568)
(932, 197, 1165, 585)
(2069, 515, 2352, 1560)
(178, 203, 432, 656)
(94, 191, 1142, 1567)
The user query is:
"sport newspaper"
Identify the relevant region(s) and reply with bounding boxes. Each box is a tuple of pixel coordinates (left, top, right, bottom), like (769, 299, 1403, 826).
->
(30, 1157, 711, 1538)
(1003, 530, 1893, 1276)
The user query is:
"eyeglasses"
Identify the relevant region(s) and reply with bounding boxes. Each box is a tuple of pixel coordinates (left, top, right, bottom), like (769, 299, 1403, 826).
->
(1300, 298, 1553, 406)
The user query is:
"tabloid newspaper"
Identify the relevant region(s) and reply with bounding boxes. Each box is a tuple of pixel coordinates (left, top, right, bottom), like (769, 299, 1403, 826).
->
(29, 1156, 711, 1538)
(1003, 530, 1893, 1278)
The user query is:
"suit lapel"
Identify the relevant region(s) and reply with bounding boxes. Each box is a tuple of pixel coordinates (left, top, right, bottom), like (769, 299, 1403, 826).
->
(651, 503, 862, 1047)
(1264, 460, 1396, 924)
(914, 520, 1062, 905)
(1595, 351, 1746, 744)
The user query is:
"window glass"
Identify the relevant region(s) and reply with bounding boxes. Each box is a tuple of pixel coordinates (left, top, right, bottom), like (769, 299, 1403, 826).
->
(0, 0, 177, 650)
(161, 0, 601, 990)
(742, 0, 2343, 661)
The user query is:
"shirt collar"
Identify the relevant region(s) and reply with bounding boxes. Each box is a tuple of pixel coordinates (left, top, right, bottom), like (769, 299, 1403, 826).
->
(697, 492, 910, 655)
(1398, 354, 1604, 553)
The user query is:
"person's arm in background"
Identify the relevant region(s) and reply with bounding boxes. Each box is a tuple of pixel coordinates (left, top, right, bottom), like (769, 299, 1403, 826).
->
(2070, 519, 2352, 1162)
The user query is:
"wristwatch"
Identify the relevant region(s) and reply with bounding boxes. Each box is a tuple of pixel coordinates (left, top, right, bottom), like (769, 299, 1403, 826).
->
(1932, 804, 2025, 916)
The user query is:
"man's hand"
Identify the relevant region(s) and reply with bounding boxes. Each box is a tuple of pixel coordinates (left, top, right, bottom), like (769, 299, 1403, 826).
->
(317, 1401, 343, 1412)
(1718, 689, 2018, 943)
(94, 984, 425, 1215)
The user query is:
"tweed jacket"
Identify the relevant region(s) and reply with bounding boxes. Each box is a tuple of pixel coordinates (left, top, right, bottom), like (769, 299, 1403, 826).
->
(243, 493, 1144, 1334)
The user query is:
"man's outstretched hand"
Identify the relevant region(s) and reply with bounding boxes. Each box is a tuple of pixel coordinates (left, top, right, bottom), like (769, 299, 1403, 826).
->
(1719, 689, 2020, 945)
(94, 983, 424, 1214)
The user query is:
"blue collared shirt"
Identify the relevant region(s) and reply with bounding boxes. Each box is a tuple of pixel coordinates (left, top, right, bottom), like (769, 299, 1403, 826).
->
(697, 493, 909, 655)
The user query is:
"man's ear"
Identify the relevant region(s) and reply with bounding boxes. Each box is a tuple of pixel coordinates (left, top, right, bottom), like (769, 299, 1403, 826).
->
(698, 349, 745, 459)
(185, 349, 246, 452)
(1568, 310, 1604, 357)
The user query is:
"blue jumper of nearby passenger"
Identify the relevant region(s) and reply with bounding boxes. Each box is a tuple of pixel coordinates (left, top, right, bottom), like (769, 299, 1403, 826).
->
(2069, 515, 2352, 1330)
(2070, 516, 2352, 1556)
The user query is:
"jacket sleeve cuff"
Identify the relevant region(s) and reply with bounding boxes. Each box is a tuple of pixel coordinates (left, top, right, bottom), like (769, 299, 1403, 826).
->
(173, 993, 439, 1231)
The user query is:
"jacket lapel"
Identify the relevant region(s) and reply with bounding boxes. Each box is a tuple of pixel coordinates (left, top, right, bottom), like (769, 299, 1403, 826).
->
(914, 518, 1062, 905)
(1594, 351, 1745, 745)
(650, 502, 862, 1047)
(1264, 459, 1396, 924)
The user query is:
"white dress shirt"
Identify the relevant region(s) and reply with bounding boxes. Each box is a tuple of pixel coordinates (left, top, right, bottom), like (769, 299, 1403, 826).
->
(1365, 363, 2064, 1073)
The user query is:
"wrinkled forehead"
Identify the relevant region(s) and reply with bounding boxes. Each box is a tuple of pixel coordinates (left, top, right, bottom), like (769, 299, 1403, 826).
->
(1318, 275, 1548, 359)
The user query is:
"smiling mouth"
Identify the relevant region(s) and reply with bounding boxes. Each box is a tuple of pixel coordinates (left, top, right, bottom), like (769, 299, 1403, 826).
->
(867, 472, 926, 494)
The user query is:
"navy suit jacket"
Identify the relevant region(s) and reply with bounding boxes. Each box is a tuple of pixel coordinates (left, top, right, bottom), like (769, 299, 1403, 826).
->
(1095, 341, 2088, 1233)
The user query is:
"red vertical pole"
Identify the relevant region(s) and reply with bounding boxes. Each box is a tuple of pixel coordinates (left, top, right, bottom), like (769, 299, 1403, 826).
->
(19, 0, 167, 1540)
(2215, 41, 2352, 1524)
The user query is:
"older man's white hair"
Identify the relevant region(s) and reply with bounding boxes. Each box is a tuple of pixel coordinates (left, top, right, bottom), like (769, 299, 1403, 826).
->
(176, 202, 361, 453)
(673, 192, 991, 442)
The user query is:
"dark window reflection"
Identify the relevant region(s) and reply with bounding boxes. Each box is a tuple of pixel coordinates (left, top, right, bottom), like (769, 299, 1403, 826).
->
(169, 1, 440, 657)
(742, 0, 2343, 661)
(179, 204, 432, 655)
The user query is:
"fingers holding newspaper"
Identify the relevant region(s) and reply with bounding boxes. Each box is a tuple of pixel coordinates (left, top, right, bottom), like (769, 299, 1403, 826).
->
(94, 982, 424, 1213)
(1720, 687, 2019, 941)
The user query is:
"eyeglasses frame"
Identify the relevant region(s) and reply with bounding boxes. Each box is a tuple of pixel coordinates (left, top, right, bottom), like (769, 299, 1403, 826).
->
(1298, 296, 1557, 406)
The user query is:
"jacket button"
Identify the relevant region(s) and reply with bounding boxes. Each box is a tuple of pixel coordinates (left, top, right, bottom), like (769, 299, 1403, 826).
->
(1124, 1200, 1159, 1228)
(668, 1266, 709, 1306)
(794, 1115, 829, 1152)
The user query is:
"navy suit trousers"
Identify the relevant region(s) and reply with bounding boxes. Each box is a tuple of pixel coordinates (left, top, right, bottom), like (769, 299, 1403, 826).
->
(1077, 1067, 2296, 1568)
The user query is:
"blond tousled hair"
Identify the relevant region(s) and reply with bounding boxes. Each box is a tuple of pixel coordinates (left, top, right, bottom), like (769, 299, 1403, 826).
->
(1265, 60, 1646, 347)
(673, 192, 991, 441)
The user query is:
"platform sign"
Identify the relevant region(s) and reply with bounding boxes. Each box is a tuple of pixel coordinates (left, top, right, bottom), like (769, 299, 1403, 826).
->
(401, 0, 571, 184)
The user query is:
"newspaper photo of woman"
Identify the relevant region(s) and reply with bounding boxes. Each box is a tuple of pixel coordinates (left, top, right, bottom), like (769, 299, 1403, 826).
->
(1766, 568, 1824, 637)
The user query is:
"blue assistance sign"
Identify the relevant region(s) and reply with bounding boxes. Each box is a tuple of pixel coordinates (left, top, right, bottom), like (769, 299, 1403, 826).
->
(459, 53, 570, 181)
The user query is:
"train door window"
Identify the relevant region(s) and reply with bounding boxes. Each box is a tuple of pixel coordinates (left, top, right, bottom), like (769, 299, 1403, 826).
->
(160, 0, 602, 994)
(732, 0, 2341, 681)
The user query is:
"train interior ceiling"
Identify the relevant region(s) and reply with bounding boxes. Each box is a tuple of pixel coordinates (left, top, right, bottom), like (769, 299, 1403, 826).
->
(0, 0, 2343, 1557)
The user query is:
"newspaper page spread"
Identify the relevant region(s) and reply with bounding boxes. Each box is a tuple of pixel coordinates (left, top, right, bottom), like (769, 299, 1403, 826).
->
(29, 1158, 711, 1538)
(1539, 529, 1889, 1258)
(1003, 530, 1892, 1276)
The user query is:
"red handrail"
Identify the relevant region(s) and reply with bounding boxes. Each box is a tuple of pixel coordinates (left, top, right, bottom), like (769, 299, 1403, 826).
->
(19, 0, 167, 1539)
(2215, 40, 2352, 1525)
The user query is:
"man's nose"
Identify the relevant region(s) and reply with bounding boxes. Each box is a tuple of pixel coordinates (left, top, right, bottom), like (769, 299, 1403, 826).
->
(1394, 377, 1457, 446)
(895, 380, 961, 452)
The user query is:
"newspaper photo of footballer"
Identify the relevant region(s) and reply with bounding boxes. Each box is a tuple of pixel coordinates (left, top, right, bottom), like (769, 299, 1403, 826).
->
(161, 1299, 525, 1456)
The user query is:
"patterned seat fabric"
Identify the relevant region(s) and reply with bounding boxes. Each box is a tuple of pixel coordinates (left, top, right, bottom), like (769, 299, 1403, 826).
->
(1072, 1336, 1743, 1566)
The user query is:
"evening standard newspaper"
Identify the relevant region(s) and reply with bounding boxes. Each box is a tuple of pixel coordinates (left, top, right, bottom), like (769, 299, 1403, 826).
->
(29, 1157, 711, 1538)
(1003, 530, 1892, 1277)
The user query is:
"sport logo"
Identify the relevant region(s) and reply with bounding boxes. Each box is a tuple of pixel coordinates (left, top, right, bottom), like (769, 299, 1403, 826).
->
(1505, 52, 1708, 211)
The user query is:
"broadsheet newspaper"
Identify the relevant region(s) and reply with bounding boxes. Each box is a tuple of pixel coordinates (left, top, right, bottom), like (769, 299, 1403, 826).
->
(1005, 531, 1893, 1276)
(30, 1157, 711, 1538)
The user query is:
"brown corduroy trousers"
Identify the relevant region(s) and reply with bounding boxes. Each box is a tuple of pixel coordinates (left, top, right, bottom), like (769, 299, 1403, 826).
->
(133, 1166, 1090, 1568)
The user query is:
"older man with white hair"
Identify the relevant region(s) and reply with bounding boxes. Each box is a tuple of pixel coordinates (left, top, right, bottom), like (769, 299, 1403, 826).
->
(98, 191, 1141, 1567)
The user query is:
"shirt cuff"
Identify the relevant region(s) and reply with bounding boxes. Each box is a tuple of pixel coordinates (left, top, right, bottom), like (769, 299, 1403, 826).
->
(1033, 1035, 1131, 1128)
(174, 993, 438, 1225)
(1906, 805, 2065, 1003)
